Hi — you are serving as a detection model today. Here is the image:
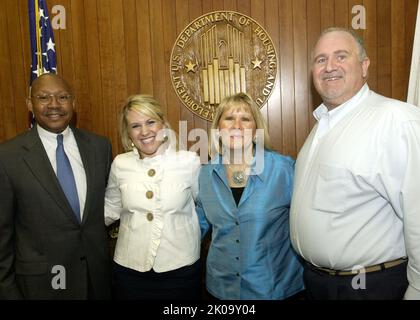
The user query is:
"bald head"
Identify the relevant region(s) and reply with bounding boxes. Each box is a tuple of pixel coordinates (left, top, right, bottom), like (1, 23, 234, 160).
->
(30, 73, 72, 97)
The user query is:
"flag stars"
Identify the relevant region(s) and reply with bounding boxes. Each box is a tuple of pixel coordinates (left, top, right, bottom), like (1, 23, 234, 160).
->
(30, 1, 57, 82)
(39, 9, 48, 20)
(47, 38, 55, 52)
(42, 52, 49, 63)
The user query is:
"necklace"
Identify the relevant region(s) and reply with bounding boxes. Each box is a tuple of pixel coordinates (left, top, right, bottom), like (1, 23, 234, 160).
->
(232, 170, 246, 185)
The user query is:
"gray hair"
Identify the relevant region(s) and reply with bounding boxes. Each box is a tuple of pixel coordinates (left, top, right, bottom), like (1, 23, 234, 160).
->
(315, 27, 367, 61)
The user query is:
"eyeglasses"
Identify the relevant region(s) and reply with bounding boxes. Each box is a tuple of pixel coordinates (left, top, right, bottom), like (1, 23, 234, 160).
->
(31, 94, 73, 104)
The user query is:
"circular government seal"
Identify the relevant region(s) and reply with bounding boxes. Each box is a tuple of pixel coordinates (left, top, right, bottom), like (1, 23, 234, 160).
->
(170, 11, 278, 121)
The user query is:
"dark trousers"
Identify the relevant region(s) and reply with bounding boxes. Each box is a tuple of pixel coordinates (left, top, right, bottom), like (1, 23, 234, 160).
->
(303, 261, 408, 300)
(113, 260, 201, 300)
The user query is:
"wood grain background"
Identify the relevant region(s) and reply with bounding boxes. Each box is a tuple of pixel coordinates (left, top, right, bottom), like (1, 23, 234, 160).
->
(0, 0, 418, 159)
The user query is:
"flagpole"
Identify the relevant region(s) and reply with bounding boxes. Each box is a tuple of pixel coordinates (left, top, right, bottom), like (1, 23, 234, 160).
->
(34, 0, 43, 76)
(28, 0, 57, 127)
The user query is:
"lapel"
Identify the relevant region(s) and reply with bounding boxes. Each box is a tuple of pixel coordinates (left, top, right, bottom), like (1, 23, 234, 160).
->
(21, 127, 80, 224)
(72, 127, 96, 225)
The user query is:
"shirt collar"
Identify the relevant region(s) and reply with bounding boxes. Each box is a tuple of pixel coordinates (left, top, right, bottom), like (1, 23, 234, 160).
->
(37, 124, 71, 142)
(313, 84, 370, 126)
(132, 142, 174, 163)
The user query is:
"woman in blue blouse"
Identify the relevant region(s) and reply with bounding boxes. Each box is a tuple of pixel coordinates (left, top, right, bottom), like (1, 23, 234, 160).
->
(196, 93, 304, 300)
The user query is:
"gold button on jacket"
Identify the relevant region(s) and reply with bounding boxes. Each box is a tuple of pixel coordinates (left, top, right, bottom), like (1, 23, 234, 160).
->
(146, 190, 154, 199)
(146, 212, 154, 221)
(148, 169, 156, 177)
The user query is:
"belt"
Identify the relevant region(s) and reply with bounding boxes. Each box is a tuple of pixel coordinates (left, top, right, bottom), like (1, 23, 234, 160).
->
(307, 258, 408, 276)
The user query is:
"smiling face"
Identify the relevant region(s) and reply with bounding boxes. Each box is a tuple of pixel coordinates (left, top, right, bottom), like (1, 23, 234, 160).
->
(126, 110, 166, 159)
(218, 103, 256, 152)
(312, 31, 370, 109)
(27, 74, 74, 133)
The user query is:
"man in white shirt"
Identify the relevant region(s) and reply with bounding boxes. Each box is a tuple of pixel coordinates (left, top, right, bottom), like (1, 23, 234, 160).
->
(290, 27, 420, 300)
(0, 73, 113, 299)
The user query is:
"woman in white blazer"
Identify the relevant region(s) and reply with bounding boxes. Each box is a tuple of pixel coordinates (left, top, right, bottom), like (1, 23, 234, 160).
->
(105, 95, 201, 300)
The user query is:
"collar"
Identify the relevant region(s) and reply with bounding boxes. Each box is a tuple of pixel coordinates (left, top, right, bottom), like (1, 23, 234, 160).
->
(211, 149, 267, 183)
(313, 84, 370, 126)
(37, 124, 71, 143)
(131, 142, 174, 163)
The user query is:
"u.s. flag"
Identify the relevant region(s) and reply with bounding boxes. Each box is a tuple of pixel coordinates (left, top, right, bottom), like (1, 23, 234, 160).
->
(28, 0, 57, 84)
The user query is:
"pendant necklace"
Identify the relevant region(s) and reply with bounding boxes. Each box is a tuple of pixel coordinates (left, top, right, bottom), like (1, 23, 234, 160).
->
(232, 170, 246, 185)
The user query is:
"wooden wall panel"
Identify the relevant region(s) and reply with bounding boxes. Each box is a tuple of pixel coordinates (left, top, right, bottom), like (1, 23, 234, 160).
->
(307, 0, 321, 131)
(293, 0, 310, 152)
(70, 0, 91, 131)
(137, 0, 153, 95)
(278, 0, 295, 156)
(237, 0, 251, 15)
(335, 0, 349, 28)
(377, 0, 392, 95)
(265, 0, 282, 152)
(0, 0, 418, 160)
(5, 0, 27, 135)
(0, 4, 16, 141)
(123, 0, 140, 98)
(188, 0, 207, 135)
(392, 0, 408, 100)
(83, 0, 104, 139)
(175, 0, 194, 143)
(163, 0, 180, 138)
(365, 0, 378, 91)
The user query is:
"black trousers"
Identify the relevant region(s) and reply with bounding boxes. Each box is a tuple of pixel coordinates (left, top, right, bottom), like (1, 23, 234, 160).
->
(113, 260, 201, 300)
(303, 261, 408, 300)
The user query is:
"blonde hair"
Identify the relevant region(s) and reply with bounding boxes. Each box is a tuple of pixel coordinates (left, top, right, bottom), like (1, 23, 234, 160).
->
(119, 95, 174, 151)
(210, 92, 272, 155)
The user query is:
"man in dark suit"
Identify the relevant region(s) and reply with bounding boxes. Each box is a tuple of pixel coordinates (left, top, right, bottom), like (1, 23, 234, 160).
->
(0, 73, 112, 299)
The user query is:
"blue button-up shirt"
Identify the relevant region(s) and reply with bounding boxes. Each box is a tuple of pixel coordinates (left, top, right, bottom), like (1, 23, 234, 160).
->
(196, 149, 304, 300)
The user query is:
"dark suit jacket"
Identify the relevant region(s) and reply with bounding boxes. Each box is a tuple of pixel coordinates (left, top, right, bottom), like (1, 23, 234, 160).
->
(0, 126, 113, 299)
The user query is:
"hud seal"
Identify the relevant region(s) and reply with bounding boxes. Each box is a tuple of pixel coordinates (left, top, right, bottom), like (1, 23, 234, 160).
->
(170, 11, 278, 121)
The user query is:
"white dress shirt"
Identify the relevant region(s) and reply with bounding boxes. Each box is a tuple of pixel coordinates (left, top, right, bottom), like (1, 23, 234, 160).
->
(37, 124, 87, 218)
(290, 85, 420, 299)
(105, 146, 201, 273)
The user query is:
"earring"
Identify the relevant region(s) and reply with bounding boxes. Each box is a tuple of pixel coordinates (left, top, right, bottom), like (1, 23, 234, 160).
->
(131, 142, 135, 148)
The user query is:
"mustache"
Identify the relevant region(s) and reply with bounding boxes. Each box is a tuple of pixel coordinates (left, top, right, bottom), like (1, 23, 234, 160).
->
(44, 108, 67, 116)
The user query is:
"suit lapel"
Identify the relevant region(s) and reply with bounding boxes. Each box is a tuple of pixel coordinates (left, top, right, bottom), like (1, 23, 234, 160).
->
(22, 128, 80, 224)
(72, 128, 95, 225)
